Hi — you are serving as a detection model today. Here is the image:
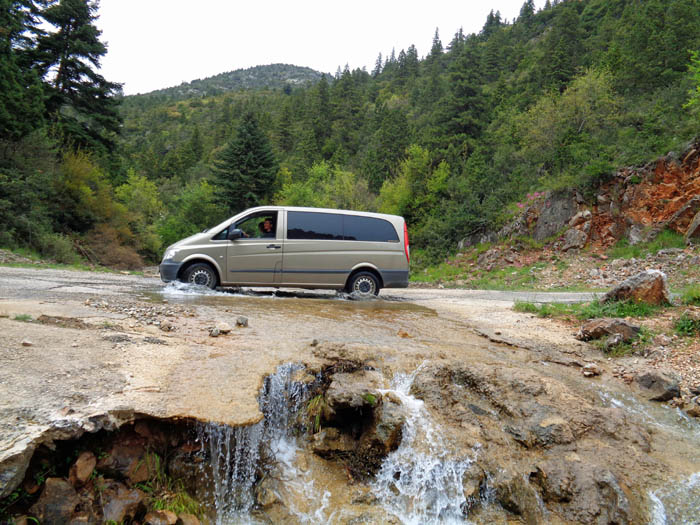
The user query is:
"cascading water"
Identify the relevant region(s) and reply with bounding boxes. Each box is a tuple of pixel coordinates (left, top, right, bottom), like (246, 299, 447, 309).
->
(649, 472, 700, 525)
(197, 362, 316, 524)
(372, 367, 480, 525)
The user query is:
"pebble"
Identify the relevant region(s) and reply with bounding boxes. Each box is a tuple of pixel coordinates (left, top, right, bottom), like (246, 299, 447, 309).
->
(209, 327, 220, 337)
(236, 316, 249, 328)
(21, 340, 33, 347)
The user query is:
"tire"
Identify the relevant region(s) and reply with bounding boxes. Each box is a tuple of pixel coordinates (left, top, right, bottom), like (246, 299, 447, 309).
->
(182, 263, 218, 289)
(346, 271, 380, 297)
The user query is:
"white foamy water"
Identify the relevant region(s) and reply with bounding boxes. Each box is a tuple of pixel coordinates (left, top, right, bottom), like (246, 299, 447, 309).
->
(372, 368, 479, 525)
(648, 472, 700, 525)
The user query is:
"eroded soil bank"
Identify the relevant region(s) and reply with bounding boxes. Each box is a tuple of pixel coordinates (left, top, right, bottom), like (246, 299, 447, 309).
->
(1, 267, 698, 523)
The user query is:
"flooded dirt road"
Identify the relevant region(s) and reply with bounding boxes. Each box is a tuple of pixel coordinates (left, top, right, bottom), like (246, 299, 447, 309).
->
(1, 266, 698, 523)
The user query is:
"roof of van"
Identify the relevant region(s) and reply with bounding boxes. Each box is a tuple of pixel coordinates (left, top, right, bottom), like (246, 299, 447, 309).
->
(242, 206, 405, 221)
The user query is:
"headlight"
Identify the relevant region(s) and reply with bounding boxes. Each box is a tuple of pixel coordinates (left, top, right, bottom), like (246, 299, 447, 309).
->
(163, 249, 178, 261)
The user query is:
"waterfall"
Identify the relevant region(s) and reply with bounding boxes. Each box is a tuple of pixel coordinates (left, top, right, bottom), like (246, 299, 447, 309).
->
(197, 363, 314, 524)
(372, 368, 479, 525)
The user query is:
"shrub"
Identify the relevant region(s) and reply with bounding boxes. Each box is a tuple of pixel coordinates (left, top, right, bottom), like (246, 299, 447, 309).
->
(680, 284, 700, 306)
(35, 232, 78, 264)
(85, 224, 143, 270)
(674, 313, 700, 337)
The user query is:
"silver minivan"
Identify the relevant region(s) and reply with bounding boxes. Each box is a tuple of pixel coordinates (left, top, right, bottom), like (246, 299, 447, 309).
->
(159, 206, 410, 296)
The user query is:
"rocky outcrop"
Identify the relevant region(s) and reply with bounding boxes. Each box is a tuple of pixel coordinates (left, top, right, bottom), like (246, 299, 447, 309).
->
(28, 478, 80, 523)
(636, 371, 681, 402)
(575, 318, 640, 342)
(603, 270, 671, 305)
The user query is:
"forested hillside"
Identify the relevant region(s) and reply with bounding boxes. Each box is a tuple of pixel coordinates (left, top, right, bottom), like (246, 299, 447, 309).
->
(2, 0, 700, 269)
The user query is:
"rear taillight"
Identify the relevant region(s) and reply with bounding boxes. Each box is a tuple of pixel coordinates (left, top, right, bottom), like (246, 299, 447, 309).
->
(403, 222, 410, 263)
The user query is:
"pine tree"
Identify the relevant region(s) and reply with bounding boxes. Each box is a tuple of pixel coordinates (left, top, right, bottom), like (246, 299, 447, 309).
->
(210, 112, 277, 214)
(35, 0, 122, 152)
(0, 0, 46, 141)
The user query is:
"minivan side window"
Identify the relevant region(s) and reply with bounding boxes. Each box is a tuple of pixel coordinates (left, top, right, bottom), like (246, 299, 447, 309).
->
(287, 211, 399, 242)
(287, 211, 343, 240)
(343, 215, 399, 242)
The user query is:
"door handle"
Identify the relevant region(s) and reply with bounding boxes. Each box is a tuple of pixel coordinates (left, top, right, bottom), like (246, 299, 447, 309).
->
(266, 244, 281, 249)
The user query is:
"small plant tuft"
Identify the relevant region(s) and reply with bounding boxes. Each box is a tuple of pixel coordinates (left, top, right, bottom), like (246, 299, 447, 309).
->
(13, 314, 33, 322)
(674, 313, 700, 337)
(680, 284, 700, 306)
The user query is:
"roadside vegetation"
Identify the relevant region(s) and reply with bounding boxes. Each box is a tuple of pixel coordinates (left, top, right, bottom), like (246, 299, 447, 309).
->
(2, 0, 700, 271)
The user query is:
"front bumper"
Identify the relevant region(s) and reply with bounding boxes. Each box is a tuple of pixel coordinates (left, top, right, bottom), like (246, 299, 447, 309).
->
(159, 260, 183, 282)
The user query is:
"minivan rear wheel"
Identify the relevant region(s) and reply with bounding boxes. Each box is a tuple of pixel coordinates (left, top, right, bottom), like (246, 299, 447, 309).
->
(182, 263, 218, 289)
(347, 271, 380, 297)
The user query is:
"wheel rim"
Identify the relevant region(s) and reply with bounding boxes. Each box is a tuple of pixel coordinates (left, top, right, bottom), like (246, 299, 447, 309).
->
(189, 268, 214, 288)
(353, 276, 376, 295)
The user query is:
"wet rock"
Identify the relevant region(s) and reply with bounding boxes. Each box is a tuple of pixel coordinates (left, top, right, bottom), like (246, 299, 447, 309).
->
(101, 480, 146, 522)
(236, 316, 248, 327)
(603, 270, 671, 305)
(177, 513, 201, 525)
(97, 440, 149, 484)
(144, 509, 178, 524)
(533, 458, 631, 524)
(575, 318, 640, 342)
(359, 392, 405, 454)
(254, 476, 278, 508)
(325, 370, 384, 413)
(311, 427, 357, 456)
(636, 371, 680, 402)
(215, 321, 232, 334)
(69, 451, 96, 487)
(582, 363, 602, 377)
(29, 477, 79, 523)
(562, 228, 588, 251)
(532, 416, 574, 447)
(492, 469, 544, 522)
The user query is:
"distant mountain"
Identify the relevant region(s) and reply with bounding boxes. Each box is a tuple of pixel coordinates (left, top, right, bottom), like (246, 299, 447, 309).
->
(134, 63, 329, 99)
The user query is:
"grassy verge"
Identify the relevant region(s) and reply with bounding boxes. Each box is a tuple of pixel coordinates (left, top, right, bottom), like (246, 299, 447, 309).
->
(513, 299, 662, 320)
(606, 229, 686, 259)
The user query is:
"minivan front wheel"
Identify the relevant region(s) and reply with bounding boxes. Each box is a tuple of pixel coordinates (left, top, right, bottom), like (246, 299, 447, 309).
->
(182, 263, 218, 289)
(347, 271, 380, 297)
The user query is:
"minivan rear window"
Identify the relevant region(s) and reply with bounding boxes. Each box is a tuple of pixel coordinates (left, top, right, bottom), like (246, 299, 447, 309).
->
(343, 214, 399, 242)
(287, 212, 343, 240)
(287, 211, 399, 242)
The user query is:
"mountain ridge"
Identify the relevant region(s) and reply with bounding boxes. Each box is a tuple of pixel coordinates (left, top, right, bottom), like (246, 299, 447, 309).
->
(131, 63, 330, 99)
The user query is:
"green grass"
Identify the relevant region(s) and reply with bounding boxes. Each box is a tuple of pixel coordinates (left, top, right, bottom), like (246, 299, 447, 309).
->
(680, 284, 700, 306)
(607, 229, 686, 259)
(12, 314, 33, 322)
(513, 299, 662, 320)
(674, 313, 700, 336)
(596, 326, 653, 357)
(410, 260, 464, 283)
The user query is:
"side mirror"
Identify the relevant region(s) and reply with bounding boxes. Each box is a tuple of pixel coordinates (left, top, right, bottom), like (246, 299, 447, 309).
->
(227, 228, 243, 240)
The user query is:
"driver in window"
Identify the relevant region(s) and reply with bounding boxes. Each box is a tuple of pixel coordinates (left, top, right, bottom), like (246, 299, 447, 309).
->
(258, 218, 275, 238)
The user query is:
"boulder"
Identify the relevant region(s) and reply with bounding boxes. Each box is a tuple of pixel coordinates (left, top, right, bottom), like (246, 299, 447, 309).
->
(177, 514, 201, 525)
(325, 370, 384, 413)
(603, 270, 671, 305)
(215, 321, 232, 334)
(29, 478, 79, 523)
(69, 451, 96, 487)
(686, 210, 700, 244)
(562, 228, 588, 252)
(533, 459, 631, 524)
(363, 393, 405, 453)
(575, 318, 640, 342)
(97, 441, 149, 484)
(492, 468, 545, 522)
(144, 509, 178, 524)
(534, 192, 577, 241)
(569, 210, 592, 227)
(311, 427, 357, 457)
(101, 481, 146, 523)
(636, 371, 680, 402)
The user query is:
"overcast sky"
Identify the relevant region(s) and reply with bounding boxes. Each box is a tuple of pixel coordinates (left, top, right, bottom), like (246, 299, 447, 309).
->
(96, 1, 539, 95)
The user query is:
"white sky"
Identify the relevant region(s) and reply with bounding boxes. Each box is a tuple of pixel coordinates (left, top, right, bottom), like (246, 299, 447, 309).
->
(96, 1, 538, 95)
